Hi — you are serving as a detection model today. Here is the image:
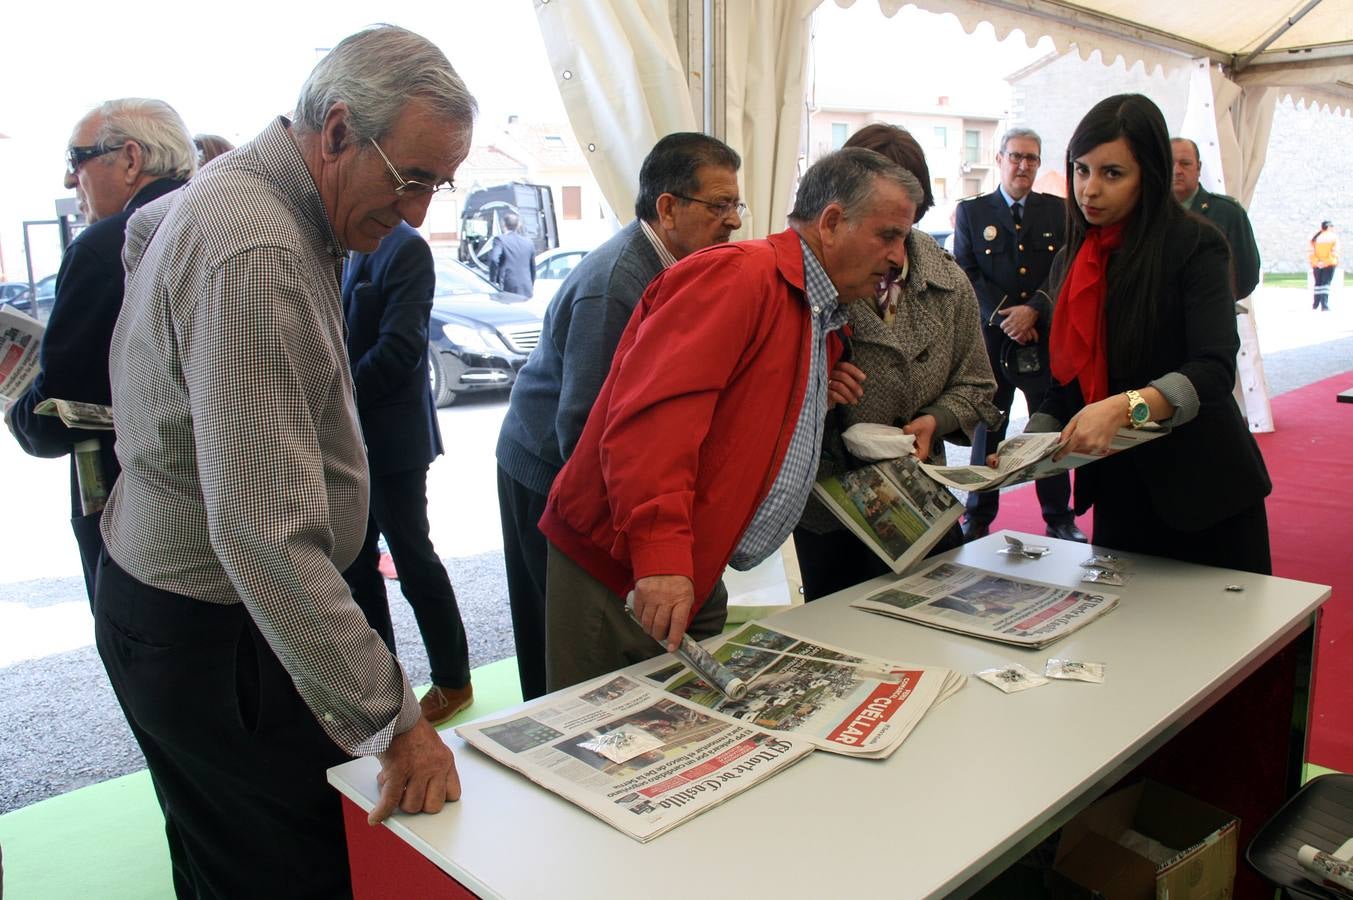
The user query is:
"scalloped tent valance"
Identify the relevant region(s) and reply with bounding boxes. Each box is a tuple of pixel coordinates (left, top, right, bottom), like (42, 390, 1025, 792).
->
(840, 0, 1353, 114)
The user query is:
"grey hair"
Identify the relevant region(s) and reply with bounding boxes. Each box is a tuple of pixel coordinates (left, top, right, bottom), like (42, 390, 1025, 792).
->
(999, 127, 1042, 154)
(788, 148, 922, 224)
(293, 25, 477, 145)
(84, 98, 196, 181)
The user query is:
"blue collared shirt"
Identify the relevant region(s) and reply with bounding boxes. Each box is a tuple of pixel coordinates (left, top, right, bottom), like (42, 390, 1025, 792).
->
(729, 238, 848, 570)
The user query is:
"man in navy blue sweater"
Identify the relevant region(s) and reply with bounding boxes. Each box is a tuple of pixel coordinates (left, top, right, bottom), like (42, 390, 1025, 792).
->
(5, 98, 194, 602)
(495, 132, 743, 699)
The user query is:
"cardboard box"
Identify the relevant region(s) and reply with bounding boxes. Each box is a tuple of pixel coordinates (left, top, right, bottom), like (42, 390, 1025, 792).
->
(1051, 780, 1239, 900)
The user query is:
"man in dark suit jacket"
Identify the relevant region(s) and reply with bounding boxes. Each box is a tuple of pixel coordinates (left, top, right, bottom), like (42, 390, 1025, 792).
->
(485, 211, 536, 295)
(1171, 138, 1261, 299)
(6, 98, 194, 602)
(953, 127, 1083, 542)
(342, 221, 472, 726)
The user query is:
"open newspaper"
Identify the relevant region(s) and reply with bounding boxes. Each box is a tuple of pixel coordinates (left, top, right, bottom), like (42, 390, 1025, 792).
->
(457, 674, 811, 842)
(920, 426, 1165, 492)
(813, 454, 962, 574)
(851, 561, 1119, 649)
(640, 621, 964, 759)
(0, 305, 44, 404)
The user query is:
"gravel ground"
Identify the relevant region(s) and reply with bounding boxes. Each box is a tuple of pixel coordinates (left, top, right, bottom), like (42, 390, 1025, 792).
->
(1, 287, 1349, 815)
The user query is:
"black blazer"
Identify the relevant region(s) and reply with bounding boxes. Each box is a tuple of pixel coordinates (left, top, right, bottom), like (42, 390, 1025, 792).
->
(954, 190, 1065, 363)
(1040, 217, 1271, 531)
(8, 177, 185, 517)
(342, 222, 443, 478)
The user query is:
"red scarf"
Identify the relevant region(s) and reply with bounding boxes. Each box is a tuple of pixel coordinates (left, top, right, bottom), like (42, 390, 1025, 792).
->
(1050, 222, 1125, 403)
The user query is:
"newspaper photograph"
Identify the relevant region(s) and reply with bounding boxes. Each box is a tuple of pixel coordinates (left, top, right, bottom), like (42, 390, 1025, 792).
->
(0, 305, 44, 404)
(921, 427, 1164, 492)
(457, 674, 812, 842)
(813, 454, 963, 575)
(640, 622, 963, 759)
(851, 561, 1120, 649)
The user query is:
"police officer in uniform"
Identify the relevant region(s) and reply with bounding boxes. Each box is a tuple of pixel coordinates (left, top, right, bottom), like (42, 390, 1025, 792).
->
(953, 127, 1083, 542)
(1171, 137, 1260, 300)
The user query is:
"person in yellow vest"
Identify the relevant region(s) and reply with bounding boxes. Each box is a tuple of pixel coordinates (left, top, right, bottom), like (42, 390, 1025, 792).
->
(1310, 220, 1340, 311)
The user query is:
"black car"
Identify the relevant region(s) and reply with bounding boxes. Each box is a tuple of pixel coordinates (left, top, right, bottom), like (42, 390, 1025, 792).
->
(427, 254, 543, 406)
(0, 275, 57, 323)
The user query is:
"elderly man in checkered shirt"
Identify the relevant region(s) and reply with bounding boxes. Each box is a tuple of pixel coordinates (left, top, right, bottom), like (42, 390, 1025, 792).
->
(539, 148, 920, 691)
(96, 26, 472, 897)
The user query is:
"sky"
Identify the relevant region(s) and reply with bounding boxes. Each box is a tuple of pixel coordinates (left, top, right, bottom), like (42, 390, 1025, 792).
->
(0, 1, 1053, 281)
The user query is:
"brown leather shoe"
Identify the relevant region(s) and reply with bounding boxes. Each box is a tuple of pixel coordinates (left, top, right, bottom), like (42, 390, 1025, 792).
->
(420, 683, 473, 726)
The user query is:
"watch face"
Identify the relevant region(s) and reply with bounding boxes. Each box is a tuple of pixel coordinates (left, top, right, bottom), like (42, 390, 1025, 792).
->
(1131, 403, 1150, 424)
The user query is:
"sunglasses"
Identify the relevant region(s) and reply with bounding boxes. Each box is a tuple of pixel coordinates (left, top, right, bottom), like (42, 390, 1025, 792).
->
(66, 144, 124, 177)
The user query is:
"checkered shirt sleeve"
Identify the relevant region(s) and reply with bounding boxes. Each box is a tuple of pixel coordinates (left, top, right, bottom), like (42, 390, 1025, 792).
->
(102, 118, 420, 755)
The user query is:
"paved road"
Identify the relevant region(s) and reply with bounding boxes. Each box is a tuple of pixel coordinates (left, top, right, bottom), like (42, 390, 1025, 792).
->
(1, 285, 1350, 813)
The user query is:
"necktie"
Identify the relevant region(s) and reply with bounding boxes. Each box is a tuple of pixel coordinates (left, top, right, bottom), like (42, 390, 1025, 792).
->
(1012, 203, 1023, 229)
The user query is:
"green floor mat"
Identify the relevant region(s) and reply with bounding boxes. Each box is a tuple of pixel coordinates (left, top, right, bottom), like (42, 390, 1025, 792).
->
(0, 656, 523, 900)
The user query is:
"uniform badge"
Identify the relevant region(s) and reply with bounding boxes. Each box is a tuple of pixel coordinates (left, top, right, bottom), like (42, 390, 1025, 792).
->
(983, 225, 997, 241)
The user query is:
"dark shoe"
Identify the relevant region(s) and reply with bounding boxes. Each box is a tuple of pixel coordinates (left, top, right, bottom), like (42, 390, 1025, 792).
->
(420, 682, 473, 726)
(1045, 522, 1087, 542)
(962, 519, 991, 541)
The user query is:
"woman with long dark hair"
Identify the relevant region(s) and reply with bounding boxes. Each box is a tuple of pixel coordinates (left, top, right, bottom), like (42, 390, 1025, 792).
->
(1029, 94, 1272, 573)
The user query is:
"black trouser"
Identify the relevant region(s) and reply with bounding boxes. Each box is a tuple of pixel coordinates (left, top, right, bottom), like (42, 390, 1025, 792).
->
(94, 551, 352, 899)
(496, 466, 550, 701)
(1314, 266, 1334, 310)
(343, 466, 470, 690)
(966, 364, 1072, 528)
(793, 522, 965, 602)
(1089, 478, 1272, 575)
(70, 508, 104, 608)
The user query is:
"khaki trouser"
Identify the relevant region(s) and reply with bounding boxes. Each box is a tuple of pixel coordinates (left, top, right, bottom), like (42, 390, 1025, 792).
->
(544, 542, 729, 692)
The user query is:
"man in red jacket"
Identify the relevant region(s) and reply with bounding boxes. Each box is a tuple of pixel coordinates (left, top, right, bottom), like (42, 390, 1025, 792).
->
(540, 148, 922, 689)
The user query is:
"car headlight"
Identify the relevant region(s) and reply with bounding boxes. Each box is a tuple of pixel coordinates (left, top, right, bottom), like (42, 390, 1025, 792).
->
(442, 322, 509, 354)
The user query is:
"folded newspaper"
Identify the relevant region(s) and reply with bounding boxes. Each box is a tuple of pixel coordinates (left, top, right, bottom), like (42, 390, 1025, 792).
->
(34, 398, 114, 430)
(920, 426, 1165, 493)
(457, 675, 812, 842)
(851, 561, 1119, 649)
(0, 305, 44, 404)
(641, 621, 964, 759)
(813, 454, 962, 575)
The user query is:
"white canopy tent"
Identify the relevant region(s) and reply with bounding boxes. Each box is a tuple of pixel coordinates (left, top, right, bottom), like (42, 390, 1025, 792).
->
(533, 0, 1353, 430)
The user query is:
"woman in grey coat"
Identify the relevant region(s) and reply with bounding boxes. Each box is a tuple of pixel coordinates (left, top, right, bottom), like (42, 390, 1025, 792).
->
(795, 124, 999, 600)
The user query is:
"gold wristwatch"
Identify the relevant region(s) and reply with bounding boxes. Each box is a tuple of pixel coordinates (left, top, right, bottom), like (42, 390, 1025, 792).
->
(1126, 389, 1151, 429)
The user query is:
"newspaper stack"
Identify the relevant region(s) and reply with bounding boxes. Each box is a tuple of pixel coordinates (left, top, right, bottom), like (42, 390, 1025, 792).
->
(641, 622, 963, 759)
(851, 561, 1119, 649)
(458, 675, 812, 842)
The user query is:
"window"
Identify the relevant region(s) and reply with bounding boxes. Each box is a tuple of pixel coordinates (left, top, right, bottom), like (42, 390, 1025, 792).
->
(964, 129, 981, 165)
(933, 178, 948, 201)
(933, 126, 947, 148)
(964, 177, 982, 197)
(562, 185, 582, 220)
(831, 123, 849, 150)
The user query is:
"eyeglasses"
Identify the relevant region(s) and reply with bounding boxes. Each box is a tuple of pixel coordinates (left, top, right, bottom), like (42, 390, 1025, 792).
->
(66, 144, 124, 176)
(368, 138, 454, 198)
(671, 193, 748, 219)
(1002, 151, 1041, 167)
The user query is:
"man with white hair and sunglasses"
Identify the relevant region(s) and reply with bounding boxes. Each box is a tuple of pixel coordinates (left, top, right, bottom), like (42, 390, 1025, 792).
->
(7, 97, 194, 603)
(96, 26, 473, 896)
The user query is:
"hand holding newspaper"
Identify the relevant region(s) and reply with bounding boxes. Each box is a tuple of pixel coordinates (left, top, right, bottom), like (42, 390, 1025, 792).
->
(0, 306, 45, 405)
(920, 426, 1165, 493)
(624, 594, 747, 701)
(640, 621, 964, 758)
(33, 398, 114, 430)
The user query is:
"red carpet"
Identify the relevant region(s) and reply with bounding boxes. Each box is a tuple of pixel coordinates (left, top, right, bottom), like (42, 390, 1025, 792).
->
(993, 371, 1353, 770)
